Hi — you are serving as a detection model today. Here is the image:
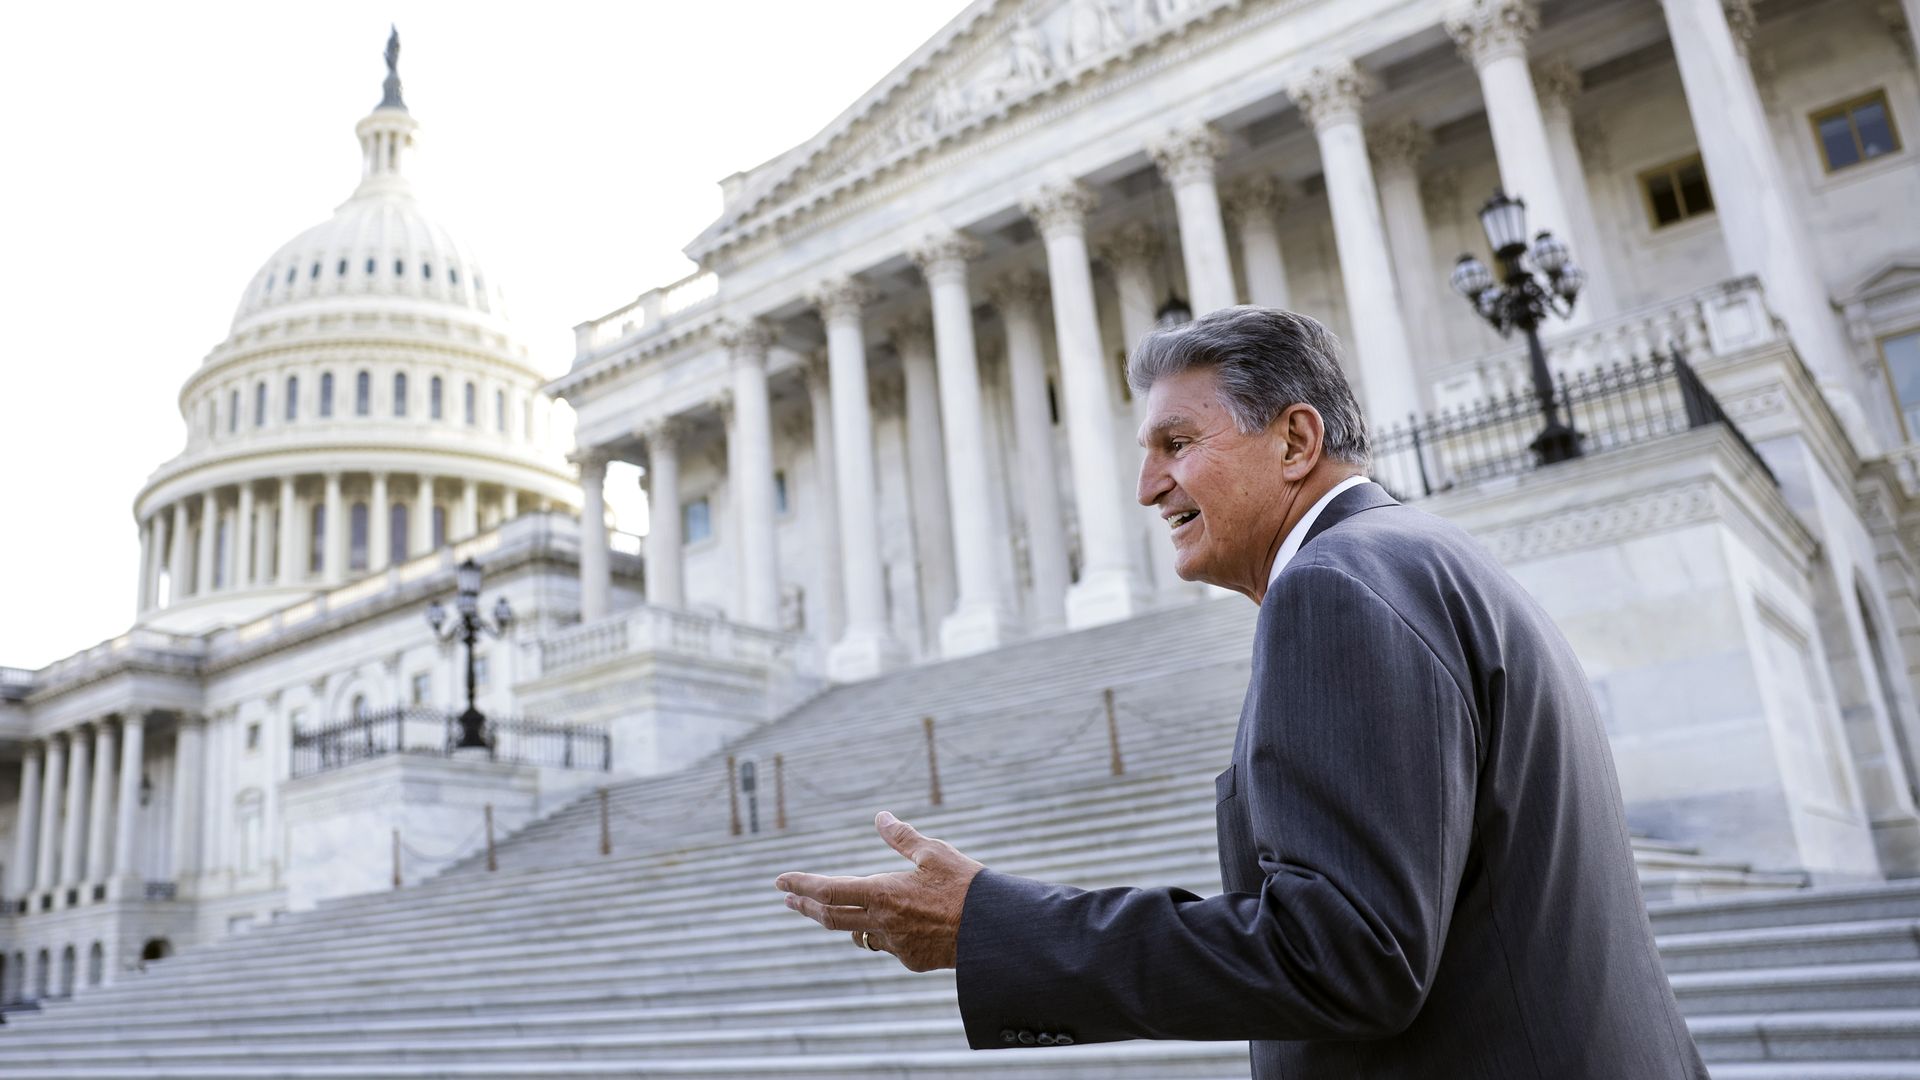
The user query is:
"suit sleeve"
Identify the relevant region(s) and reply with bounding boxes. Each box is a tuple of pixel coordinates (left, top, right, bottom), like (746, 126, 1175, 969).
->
(954, 563, 1479, 1046)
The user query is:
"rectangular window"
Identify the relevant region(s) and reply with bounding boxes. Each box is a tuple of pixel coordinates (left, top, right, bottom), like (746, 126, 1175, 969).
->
(464, 381, 477, 425)
(684, 497, 712, 543)
(1638, 153, 1714, 229)
(255, 383, 267, 427)
(496, 389, 507, 432)
(286, 376, 299, 421)
(355, 372, 371, 417)
(774, 470, 789, 515)
(309, 504, 325, 573)
(246, 722, 261, 752)
(430, 376, 444, 420)
(393, 373, 408, 418)
(1811, 90, 1902, 172)
(229, 390, 239, 433)
(349, 502, 369, 571)
(410, 672, 431, 705)
(1880, 329, 1920, 440)
(319, 373, 334, 418)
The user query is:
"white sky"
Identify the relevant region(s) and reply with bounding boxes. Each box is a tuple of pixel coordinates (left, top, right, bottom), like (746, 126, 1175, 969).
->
(0, 1, 962, 670)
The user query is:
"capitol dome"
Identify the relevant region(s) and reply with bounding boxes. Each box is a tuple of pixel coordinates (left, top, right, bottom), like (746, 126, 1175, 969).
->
(130, 31, 580, 635)
(230, 98, 507, 331)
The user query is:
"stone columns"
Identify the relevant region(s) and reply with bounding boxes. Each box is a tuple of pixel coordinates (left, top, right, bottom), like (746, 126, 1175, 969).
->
(801, 359, 845, 642)
(414, 475, 436, 557)
(169, 502, 192, 600)
(989, 270, 1074, 631)
(1094, 229, 1190, 600)
(113, 715, 145, 881)
(234, 483, 255, 588)
(888, 316, 959, 649)
(1533, 58, 1617, 317)
(911, 232, 1011, 656)
(86, 723, 115, 884)
(369, 472, 390, 572)
(1658, 0, 1869, 442)
(1369, 120, 1447, 367)
(1023, 181, 1146, 629)
(461, 479, 479, 540)
(170, 718, 203, 883)
(136, 520, 154, 613)
(12, 748, 41, 898)
(323, 474, 345, 585)
(61, 729, 90, 888)
(503, 488, 519, 522)
(277, 478, 297, 586)
(35, 735, 65, 891)
(1222, 176, 1294, 310)
(1149, 123, 1237, 316)
(721, 320, 782, 629)
(145, 513, 169, 611)
(196, 490, 218, 595)
(1287, 62, 1422, 428)
(812, 276, 906, 679)
(576, 452, 611, 622)
(642, 421, 686, 610)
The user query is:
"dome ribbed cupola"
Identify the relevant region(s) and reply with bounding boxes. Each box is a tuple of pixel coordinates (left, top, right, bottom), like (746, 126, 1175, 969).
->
(132, 30, 579, 635)
(229, 31, 506, 332)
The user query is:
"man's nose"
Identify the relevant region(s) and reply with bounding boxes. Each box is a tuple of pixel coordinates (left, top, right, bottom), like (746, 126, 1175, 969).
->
(1137, 454, 1171, 507)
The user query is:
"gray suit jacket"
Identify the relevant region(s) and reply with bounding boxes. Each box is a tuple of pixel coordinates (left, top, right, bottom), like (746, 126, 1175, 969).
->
(955, 483, 1708, 1078)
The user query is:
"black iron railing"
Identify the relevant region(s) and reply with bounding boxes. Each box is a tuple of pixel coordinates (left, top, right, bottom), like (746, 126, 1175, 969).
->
(290, 707, 611, 778)
(1371, 348, 1773, 501)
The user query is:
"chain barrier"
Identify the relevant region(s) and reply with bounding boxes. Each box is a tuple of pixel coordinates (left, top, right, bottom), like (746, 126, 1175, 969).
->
(603, 771, 731, 836)
(782, 741, 927, 803)
(395, 817, 490, 884)
(935, 701, 1109, 769)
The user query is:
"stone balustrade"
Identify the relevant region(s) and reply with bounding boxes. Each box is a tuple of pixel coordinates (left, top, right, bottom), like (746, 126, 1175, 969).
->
(537, 602, 811, 679)
(575, 270, 720, 358)
(1431, 275, 1786, 411)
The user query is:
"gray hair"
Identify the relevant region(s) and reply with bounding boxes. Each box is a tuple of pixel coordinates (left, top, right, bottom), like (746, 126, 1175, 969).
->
(1126, 305, 1371, 467)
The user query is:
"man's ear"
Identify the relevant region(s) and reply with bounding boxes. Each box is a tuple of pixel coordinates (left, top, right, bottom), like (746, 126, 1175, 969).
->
(1275, 404, 1325, 483)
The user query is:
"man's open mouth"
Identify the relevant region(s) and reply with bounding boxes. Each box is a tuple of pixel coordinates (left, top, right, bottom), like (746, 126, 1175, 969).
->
(1169, 510, 1199, 530)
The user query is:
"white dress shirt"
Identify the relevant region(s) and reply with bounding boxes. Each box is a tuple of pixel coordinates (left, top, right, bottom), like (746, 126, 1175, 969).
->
(1266, 474, 1372, 590)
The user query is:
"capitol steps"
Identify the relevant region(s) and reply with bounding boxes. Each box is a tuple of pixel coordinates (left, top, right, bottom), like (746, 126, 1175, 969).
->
(0, 596, 1913, 1077)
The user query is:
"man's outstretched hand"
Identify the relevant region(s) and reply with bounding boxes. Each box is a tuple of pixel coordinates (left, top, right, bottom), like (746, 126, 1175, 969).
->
(774, 810, 985, 972)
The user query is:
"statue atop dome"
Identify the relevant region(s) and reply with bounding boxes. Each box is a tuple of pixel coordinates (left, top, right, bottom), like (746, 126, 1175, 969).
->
(380, 25, 407, 111)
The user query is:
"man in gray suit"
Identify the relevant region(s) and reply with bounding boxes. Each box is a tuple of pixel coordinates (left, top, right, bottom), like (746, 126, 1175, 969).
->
(774, 306, 1707, 1078)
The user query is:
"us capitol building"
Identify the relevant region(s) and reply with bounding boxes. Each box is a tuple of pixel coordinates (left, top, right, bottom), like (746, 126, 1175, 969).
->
(3, 0, 1920, 1011)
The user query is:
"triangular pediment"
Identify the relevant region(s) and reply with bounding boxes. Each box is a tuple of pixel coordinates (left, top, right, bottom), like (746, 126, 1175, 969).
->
(1840, 256, 1920, 303)
(687, 0, 1230, 261)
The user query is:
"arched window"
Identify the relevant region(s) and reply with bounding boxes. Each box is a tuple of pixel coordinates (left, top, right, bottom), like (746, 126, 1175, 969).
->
(58, 945, 75, 998)
(254, 382, 267, 427)
(394, 259, 405, 276)
(349, 502, 369, 571)
(352, 694, 370, 719)
(393, 372, 408, 417)
(389, 503, 410, 564)
(423, 263, 432, 280)
(449, 267, 460, 285)
(137, 939, 171, 967)
(336, 258, 347, 276)
(430, 376, 444, 420)
(365, 257, 376, 275)
(228, 389, 239, 433)
(33, 948, 49, 999)
(285, 266, 296, 284)
(464, 381, 477, 425)
(86, 942, 103, 988)
(432, 506, 447, 549)
(319, 373, 334, 418)
(285, 375, 299, 421)
(495, 389, 507, 432)
(309, 503, 326, 574)
(309, 262, 320, 280)
(355, 371, 371, 417)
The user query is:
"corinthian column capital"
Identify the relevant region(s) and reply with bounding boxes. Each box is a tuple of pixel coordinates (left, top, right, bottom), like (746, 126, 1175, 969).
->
(886, 313, 936, 357)
(808, 276, 875, 327)
(985, 267, 1053, 315)
(1721, 0, 1759, 57)
(1446, 0, 1541, 68)
(1532, 56, 1584, 117)
(1093, 222, 1164, 273)
(909, 229, 983, 284)
(1021, 181, 1099, 240)
(1220, 174, 1292, 227)
(1286, 60, 1377, 133)
(1366, 119, 1434, 174)
(1148, 122, 1228, 188)
(717, 317, 772, 362)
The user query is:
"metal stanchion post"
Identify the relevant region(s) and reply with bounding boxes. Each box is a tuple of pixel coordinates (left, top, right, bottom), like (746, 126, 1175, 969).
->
(727, 754, 742, 837)
(598, 787, 611, 857)
(392, 828, 402, 889)
(774, 753, 787, 831)
(923, 716, 943, 808)
(1105, 688, 1125, 777)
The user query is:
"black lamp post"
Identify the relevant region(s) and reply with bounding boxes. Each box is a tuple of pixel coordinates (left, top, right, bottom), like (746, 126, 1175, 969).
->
(426, 558, 512, 752)
(1450, 189, 1586, 465)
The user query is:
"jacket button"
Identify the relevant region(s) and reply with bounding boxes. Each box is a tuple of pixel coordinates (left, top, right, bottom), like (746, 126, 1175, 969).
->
(1000, 1030, 1017, 1044)
(1017, 1030, 1037, 1045)
(1036, 1033, 1056, 1046)
(1056, 1034, 1074, 1045)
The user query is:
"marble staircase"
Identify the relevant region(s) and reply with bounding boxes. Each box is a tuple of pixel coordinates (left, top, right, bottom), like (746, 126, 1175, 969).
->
(0, 596, 1915, 1077)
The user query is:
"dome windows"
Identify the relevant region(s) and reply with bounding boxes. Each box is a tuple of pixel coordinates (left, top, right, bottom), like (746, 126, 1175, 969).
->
(366, 257, 376, 275)
(286, 376, 299, 420)
(495, 388, 506, 433)
(319, 372, 335, 418)
(337, 259, 348, 276)
(309, 262, 321, 280)
(355, 371, 371, 416)
(430, 375, 444, 420)
(254, 382, 267, 427)
(449, 267, 460, 285)
(286, 266, 296, 284)
(394, 259, 405, 276)
(228, 390, 239, 433)
(423, 263, 432, 280)
(464, 380, 476, 425)
(393, 372, 408, 417)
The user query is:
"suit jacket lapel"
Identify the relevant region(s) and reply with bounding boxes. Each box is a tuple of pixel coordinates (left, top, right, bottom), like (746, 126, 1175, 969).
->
(1299, 481, 1398, 551)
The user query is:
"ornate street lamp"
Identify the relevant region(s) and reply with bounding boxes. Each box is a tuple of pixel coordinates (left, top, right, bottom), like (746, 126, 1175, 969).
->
(1450, 189, 1587, 464)
(426, 558, 512, 752)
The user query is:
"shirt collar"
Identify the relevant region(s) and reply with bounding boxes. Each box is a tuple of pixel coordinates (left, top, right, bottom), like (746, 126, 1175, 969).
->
(1267, 475, 1372, 589)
